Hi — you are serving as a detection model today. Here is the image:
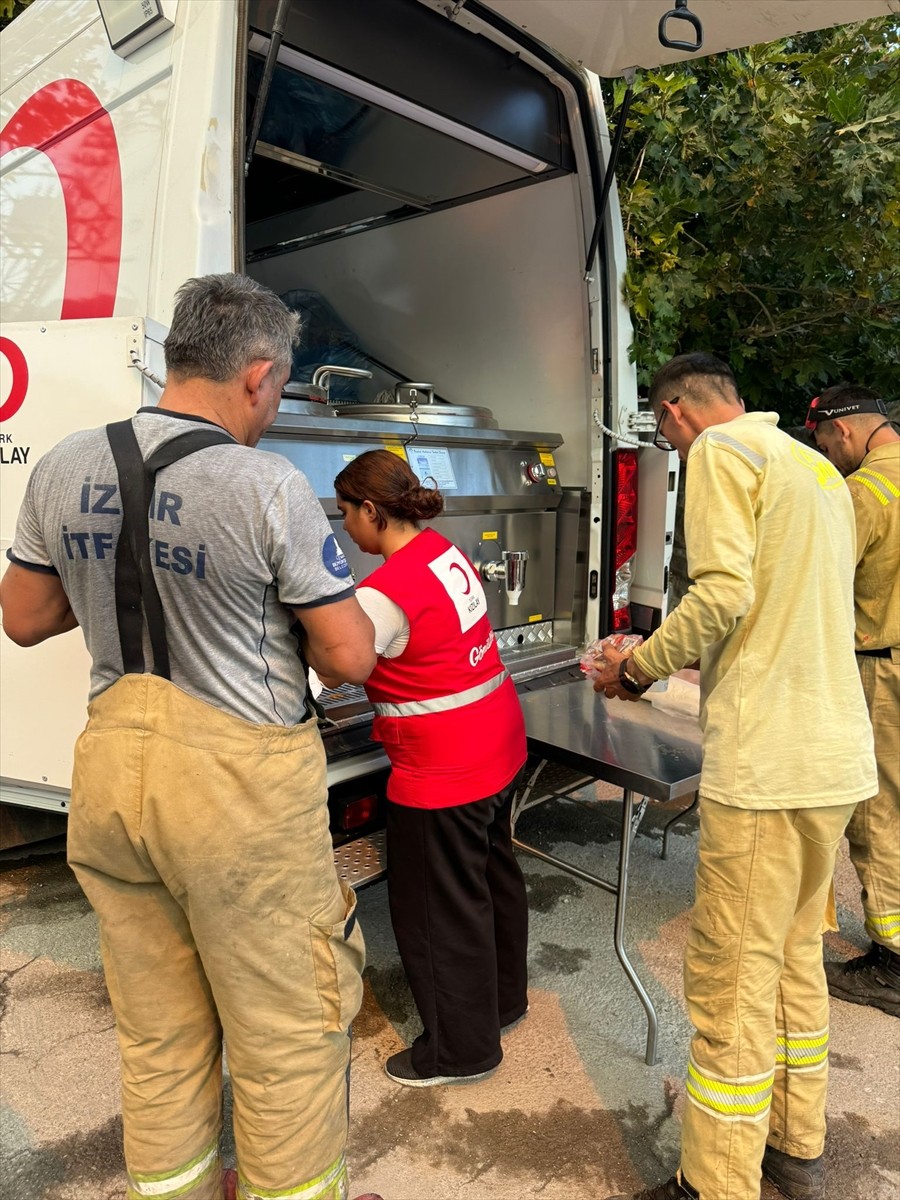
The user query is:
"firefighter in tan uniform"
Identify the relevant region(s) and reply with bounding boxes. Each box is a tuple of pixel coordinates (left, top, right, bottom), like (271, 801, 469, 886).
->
(807, 384, 900, 1016)
(594, 355, 876, 1200)
(0, 276, 379, 1200)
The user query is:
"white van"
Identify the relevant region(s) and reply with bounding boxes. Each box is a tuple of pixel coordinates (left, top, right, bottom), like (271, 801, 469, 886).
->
(1, 0, 892, 854)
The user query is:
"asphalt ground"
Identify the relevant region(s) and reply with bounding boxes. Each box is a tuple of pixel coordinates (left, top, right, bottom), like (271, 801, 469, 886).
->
(1, 788, 898, 1200)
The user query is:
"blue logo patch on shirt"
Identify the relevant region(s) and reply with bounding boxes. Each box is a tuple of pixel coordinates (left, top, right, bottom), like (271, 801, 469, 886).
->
(322, 533, 351, 579)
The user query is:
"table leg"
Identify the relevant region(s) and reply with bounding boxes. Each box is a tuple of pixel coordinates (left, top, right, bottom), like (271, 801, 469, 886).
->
(614, 788, 659, 1066)
(660, 794, 699, 860)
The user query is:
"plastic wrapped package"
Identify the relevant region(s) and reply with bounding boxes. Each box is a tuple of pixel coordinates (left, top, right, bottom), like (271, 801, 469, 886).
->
(579, 633, 644, 682)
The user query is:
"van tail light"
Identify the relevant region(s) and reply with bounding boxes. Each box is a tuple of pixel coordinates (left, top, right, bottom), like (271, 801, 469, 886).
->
(342, 794, 378, 831)
(611, 449, 639, 631)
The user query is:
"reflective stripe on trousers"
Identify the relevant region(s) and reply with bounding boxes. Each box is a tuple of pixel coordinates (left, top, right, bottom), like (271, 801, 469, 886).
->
(680, 798, 855, 1200)
(775, 1026, 829, 1073)
(128, 1140, 219, 1199)
(686, 1059, 774, 1123)
(237, 1154, 349, 1200)
(866, 911, 900, 943)
(371, 668, 509, 717)
(68, 675, 364, 1200)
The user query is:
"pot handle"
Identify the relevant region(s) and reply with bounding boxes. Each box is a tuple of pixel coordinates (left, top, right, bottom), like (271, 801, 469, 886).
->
(394, 382, 435, 405)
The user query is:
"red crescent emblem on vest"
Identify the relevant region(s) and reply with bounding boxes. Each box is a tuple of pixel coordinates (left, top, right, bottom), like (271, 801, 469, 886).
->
(0, 79, 122, 320)
(0, 337, 29, 423)
(448, 561, 472, 595)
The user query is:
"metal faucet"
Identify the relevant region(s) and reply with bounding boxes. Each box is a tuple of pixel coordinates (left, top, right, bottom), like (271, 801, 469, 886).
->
(311, 365, 373, 401)
(481, 550, 528, 606)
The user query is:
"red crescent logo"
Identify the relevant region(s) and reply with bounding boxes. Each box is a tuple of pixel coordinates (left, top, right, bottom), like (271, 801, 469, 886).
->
(0, 337, 29, 423)
(448, 561, 472, 595)
(0, 79, 122, 320)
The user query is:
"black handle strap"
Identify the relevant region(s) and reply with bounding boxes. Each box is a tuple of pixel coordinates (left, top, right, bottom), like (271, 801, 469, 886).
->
(658, 0, 703, 52)
(106, 420, 233, 679)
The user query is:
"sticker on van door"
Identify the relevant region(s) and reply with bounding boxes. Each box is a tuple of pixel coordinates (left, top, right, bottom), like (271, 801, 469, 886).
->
(0, 337, 28, 425)
(0, 80, 122, 319)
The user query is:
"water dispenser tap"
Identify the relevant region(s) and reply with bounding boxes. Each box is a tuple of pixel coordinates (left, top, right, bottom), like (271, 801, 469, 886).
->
(481, 550, 528, 606)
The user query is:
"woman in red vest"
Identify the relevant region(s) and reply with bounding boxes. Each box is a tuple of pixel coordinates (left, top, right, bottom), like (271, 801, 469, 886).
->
(331, 449, 529, 1087)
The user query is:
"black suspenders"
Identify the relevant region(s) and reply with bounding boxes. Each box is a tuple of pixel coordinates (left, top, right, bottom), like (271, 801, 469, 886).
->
(106, 419, 233, 679)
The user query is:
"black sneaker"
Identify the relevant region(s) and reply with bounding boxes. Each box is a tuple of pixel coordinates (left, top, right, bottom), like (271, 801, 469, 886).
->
(825, 943, 900, 1017)
(762, 1145, 825, 1200)
(606, 1175, 698, 1200)
(384, 1048, 497, 1088)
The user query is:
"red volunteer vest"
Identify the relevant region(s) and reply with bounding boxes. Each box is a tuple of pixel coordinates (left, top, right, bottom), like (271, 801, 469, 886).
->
(364, 529, 526, 808)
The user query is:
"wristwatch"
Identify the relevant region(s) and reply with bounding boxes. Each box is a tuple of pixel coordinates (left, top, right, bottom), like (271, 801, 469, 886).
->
(618, 658, 652, 695)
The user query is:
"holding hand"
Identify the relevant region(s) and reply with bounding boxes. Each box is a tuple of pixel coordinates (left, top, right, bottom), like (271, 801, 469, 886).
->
(581, 638, 654, 703)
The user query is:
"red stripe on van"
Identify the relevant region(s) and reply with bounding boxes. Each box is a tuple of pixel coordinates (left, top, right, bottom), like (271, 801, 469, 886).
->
(0, 80, 122, 319)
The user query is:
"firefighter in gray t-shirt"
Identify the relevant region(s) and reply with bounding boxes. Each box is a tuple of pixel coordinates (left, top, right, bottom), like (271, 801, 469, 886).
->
(0, 275, 377, 1200)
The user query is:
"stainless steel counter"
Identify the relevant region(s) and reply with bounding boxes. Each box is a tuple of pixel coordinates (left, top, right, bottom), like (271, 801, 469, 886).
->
(518, 682, 702, 801)
(512, 679, 703, 1065)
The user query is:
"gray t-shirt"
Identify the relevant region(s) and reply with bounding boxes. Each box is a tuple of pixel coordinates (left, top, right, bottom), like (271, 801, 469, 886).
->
(9, 410, 354, 725)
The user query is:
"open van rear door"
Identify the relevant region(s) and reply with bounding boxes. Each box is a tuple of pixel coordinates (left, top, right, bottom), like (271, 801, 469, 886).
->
(480, 0, 898, 76)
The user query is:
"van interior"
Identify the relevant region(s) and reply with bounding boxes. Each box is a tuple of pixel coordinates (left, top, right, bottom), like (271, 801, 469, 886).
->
(242, 0, 597, 489)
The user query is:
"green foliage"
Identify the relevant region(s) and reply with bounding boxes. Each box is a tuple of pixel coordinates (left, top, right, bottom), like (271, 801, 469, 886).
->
(605, 18, 900, 423)
(0, 0, 38, 31)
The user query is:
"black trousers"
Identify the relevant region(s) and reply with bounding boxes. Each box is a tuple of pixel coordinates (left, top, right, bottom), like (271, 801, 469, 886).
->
(386, 777, 529, 1077)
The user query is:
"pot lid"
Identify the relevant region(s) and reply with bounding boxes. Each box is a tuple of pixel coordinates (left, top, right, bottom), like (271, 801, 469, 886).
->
(282, 381, 327, 400)
(278, 397, 338, 417)
(337, 402, 499, 429)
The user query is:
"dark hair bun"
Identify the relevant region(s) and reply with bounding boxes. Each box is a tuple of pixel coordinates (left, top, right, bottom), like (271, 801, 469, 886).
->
(333, 448, 444, 528)
(402, 483, 444, 522)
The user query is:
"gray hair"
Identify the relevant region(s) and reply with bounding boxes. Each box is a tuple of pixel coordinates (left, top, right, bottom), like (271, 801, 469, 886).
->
(164, 274, 300, 382)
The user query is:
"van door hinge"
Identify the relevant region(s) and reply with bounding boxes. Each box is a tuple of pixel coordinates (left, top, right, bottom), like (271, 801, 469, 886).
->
(627, 411, 657, 432)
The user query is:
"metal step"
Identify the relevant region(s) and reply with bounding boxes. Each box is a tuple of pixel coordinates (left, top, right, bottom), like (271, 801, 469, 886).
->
(334, 829, 387, 890)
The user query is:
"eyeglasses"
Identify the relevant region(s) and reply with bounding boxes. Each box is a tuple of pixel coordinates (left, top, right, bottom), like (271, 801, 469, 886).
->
(653, 395, 680, 451)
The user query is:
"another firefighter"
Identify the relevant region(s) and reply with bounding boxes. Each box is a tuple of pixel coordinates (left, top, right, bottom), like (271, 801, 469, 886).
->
(807, 384, 900, 1016)
(0, 275, 377, 1200)
(593, 354, 876, 1200)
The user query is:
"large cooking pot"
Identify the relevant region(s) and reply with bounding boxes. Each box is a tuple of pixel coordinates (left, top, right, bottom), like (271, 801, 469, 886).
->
(278, 381, 333, 416)
(338, 381, 498, 429)
(337, 402, 499, 429)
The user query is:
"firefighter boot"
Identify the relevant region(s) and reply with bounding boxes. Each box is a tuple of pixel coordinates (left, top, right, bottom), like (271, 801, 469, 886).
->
(825, 943, 900, 1017)
(762, 1146, 824, 1200)
(606, 1175, 699, 1200)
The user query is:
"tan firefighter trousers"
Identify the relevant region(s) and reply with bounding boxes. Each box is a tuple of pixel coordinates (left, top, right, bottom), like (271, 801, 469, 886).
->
(67, 675, 366, 1200)
(844, 653, 900, 950)
(680, 797, 857, 1200)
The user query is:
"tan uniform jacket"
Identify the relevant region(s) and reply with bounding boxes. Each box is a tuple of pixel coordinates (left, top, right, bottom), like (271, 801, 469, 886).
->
(632, 412, 876, 810)
(847, 442, 900, 651)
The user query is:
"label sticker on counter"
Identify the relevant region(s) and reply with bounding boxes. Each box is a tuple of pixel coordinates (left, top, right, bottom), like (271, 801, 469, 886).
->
(342, 453, 356, 462)
(385, 445, 408, 461)
(539, 452, 556, 467)
(482, 531, 498, 541)
(528, 614, 543, 623)
(408, 446, 458, 490)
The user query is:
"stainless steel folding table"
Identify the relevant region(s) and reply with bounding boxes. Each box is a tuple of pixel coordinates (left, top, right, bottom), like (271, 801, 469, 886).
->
(512, 681, 702, 1066)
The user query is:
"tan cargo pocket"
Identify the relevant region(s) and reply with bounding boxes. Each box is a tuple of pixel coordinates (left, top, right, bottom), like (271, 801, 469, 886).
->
(310, 885, 366, 1034)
